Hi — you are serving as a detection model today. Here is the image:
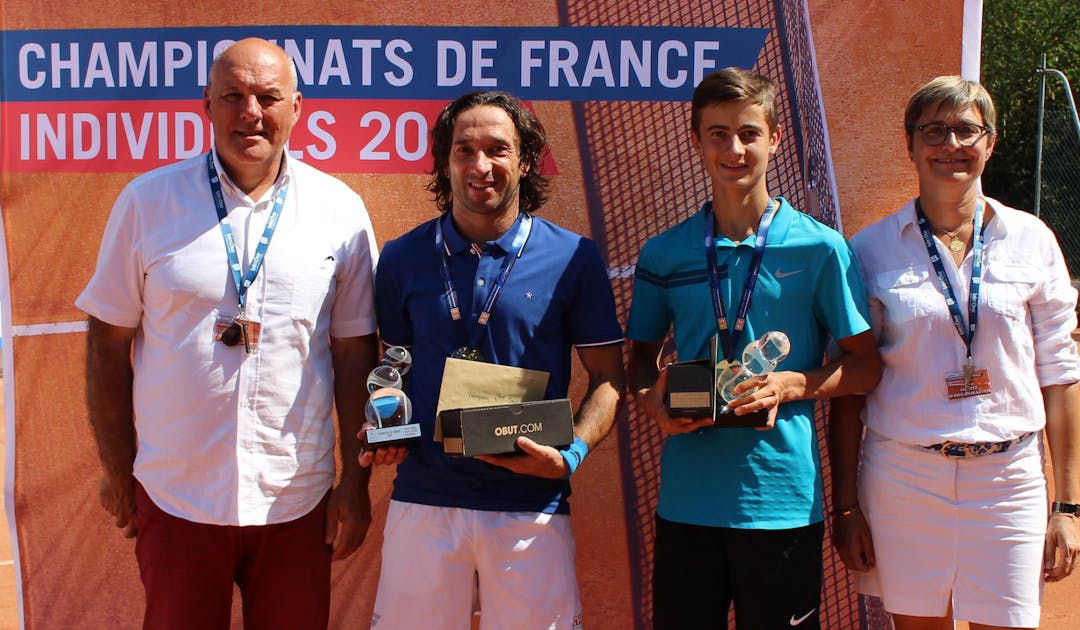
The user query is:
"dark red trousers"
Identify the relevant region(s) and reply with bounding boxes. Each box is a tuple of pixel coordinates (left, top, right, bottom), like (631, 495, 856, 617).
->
(134, 483, 331, 630)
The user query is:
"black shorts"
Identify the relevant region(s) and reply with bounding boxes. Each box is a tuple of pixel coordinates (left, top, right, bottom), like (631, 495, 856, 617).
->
(652, 514, 824, 630)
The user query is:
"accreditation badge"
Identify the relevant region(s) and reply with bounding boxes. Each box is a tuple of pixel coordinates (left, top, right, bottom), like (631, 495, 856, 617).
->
(213, 313, 262, 354)
(945, 365, 992, 400)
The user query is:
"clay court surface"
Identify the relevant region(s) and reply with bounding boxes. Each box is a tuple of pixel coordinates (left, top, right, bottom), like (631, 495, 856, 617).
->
(0, 379, 1075, 629)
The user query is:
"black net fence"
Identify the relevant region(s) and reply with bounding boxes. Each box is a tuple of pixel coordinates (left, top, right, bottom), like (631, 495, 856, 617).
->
(1037, 84, 1080, 281)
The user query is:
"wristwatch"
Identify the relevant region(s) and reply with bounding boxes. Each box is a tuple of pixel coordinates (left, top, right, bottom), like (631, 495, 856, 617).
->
(1051, 501, 1080, 515)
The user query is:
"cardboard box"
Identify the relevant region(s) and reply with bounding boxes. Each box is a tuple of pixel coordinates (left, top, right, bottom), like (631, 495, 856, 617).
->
(440, 398, 574, 457)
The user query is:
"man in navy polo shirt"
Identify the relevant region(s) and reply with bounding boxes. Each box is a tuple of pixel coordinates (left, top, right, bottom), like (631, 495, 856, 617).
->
(365, 90, 625, 629)
(627, 68, 881, 629)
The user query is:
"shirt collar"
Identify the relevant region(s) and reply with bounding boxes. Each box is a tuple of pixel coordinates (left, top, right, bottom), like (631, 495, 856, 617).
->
(896, 196, 1009, 239)
(701, 196, 794, 247)
(766, 196, 794, 244)
(981, 196, 1011, 238)
(896, 198, 921, 238)
(440, 211, 527, 256)
(210, 150, 291, 205)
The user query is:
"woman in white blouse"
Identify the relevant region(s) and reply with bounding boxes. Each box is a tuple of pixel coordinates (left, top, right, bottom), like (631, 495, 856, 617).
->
(830, 76, 1080, 630)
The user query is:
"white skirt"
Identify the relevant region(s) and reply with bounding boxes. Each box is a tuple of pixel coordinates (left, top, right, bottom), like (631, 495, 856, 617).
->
(855, 431, 1046, 627)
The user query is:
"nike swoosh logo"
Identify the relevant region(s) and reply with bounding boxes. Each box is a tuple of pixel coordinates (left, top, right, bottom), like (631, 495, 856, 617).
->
(775, 268, 805, 279)
(789, 609, 816, 626)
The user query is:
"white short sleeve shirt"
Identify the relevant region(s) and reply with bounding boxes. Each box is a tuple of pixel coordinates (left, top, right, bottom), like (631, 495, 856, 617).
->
(76, 152, 378, 526)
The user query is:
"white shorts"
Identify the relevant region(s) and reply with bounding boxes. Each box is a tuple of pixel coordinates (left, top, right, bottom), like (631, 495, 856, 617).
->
(371, 500, 583, 630)
(855, 431, 1047, 627)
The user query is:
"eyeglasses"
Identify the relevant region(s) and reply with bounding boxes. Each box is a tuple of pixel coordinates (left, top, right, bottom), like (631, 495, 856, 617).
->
(916, 123, 990, 147)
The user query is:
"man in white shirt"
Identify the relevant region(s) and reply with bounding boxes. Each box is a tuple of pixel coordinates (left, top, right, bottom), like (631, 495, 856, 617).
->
(76, 37, 379, 629)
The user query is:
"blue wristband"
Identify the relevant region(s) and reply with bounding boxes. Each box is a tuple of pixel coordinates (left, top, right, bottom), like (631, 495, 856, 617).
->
(560, 437, 589, 478)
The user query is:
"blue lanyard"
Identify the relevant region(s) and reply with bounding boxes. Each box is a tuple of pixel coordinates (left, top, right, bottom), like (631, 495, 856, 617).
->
(703, 199, 778, 362)
(434, 212, 533, 352)
(915, 198, 986, 364)
(207, 151, 288, 312)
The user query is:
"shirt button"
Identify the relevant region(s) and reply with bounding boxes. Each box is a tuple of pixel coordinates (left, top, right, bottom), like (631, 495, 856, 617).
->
(477, 279, 486, 286)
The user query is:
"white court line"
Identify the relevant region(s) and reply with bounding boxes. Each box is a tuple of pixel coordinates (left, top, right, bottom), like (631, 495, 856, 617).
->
(12, 321, 87, 337)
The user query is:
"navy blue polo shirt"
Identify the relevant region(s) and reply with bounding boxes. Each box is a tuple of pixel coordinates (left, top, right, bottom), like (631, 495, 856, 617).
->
(375, 212, 623, 514)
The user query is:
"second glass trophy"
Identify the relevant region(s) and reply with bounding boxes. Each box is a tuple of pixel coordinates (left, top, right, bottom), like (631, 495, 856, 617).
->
(716, 331, 791, 412)
(364, 346, 422, 447)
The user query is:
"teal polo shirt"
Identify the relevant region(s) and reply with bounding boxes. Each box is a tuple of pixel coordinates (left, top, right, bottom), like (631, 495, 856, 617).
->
(627, 198, 871, 529)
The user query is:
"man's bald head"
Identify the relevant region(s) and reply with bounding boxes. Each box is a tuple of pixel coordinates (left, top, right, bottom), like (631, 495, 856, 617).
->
(209, 38, 298, 92)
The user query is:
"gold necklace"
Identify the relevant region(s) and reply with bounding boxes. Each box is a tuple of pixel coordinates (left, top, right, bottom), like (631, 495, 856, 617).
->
(938, 227, 965, 252)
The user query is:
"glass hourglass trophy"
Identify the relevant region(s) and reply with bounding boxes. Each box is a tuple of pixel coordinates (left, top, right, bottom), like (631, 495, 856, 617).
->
(716, 331, 791, 411)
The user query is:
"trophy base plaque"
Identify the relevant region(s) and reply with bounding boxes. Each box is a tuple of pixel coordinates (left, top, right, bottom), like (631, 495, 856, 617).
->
(365, 423, 422, 448)
(665, 359, 714, 418)
(440, 398, 574, 457)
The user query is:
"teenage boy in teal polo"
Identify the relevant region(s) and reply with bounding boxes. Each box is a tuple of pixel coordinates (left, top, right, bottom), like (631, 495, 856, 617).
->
(627, 67, 881, 629)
